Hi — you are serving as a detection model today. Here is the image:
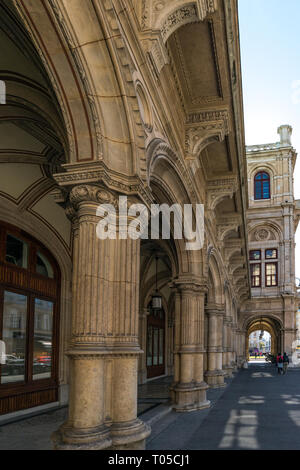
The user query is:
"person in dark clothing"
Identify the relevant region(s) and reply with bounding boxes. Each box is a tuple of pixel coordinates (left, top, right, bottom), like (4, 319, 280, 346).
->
(276, 353, 283, 374)
(283, 352, 289, 374)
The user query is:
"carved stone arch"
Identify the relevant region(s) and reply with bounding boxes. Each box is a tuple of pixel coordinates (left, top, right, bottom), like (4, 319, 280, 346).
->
(153, 1, 218, 43)
(249, 222, 283, 243)
(140, 239, 179, 283)
(244, 314, 283, 332)
(249, 163, 276, 183)
(208, 251, 223, 305)
(3, 96, 67, 170)
(185, 110, 231, 160)
(95, 1, 149, 180)
(150, 174, 203, 277)
(142, 271, 172, 309)
(13, 0, 98, 163)
(147, 139, 198, 203)
(14, 0, 141, 177)
(228, 248, 242, 263)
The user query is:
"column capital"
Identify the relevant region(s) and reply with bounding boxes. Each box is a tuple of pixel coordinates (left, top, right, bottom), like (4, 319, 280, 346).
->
(171, 276, 208, 294)
(205, 303, 225, 316)
(53, 161, 154, 207)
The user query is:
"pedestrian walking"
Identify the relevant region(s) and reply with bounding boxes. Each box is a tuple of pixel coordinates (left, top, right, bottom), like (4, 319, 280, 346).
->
(283, 352, 289, 374)
(276, 353, 284, 375)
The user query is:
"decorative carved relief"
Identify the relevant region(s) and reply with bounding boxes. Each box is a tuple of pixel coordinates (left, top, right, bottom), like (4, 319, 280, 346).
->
(69, 185, 118, 208)
(217, 215, 241, 241)
(206, 177, 238, 211)
(161, 5, 198, 43)
(185, 110, 231, 159)
(255, 228, 269, 241)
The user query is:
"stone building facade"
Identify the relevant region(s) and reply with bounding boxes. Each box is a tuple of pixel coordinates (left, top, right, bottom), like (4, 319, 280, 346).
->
(0, 0, 298, 450)
(242, 126, 300, 358)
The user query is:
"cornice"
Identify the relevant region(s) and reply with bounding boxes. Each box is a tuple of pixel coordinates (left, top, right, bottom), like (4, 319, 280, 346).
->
(53, 161, 154, 208)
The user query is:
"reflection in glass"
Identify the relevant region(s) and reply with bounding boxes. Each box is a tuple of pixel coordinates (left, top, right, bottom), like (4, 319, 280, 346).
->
(265, 249, 277, 260)
(1, 291, 27, 384)
(266, 263, 277, 287)
(6, 234, 28, 269)
(153, 328, 158, 365)
(159, 329, 164, 365)
(33, 299, 53, 380)
(36, 252, 54, 279)
(250, 250, 261, 261)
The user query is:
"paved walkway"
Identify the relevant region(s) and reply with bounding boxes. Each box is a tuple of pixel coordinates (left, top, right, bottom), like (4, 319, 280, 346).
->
(1, 363, 300, 450)
(148, 363, 300, 450)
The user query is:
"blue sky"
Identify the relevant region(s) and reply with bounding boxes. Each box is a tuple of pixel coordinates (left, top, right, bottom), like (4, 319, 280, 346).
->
(238, 0, 300, 279)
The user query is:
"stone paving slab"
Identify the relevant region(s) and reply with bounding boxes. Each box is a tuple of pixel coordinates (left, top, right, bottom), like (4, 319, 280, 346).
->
(1, 364, 300, 450)
(147, 364, 300, 450)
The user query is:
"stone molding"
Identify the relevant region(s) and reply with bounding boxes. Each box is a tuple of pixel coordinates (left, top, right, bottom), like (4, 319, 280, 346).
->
(206, 176, 238, 211)
(140, 1, 218, 76)
(217, 214, 242, 241)
(53, 162, 154, 208)
(185, 110, 231, 159)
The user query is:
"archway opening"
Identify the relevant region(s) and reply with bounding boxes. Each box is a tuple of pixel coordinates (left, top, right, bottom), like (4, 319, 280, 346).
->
(246, 316, 282, 364)
(248, 331, 271, 361)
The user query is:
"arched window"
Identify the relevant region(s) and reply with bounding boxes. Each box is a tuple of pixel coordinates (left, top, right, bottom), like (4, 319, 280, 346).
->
(254, 172, 271, 200)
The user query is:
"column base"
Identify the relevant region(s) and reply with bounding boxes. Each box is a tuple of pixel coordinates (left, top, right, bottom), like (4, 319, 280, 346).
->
(52, 423, 112, 450)
(223, 366, 234, 378)
(170, 381, 210, 413)
(109, 418, 151, 450)
(204, 370, 226, 388)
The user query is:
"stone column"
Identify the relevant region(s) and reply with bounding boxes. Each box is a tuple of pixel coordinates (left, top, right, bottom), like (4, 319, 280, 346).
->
(52, 185, 150, 450)
(170, 279, 210, 412)
(223, 317, 234, 377)
(204, 305, 226, 388)
(167, 313, 175, 377)
(231, 323, 238, 370)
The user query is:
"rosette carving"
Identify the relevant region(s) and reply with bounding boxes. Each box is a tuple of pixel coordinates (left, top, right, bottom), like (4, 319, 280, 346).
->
(69, 185, 118, 208)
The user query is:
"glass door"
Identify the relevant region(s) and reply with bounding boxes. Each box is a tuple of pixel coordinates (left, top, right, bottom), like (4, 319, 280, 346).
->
(146, 307, 165, 379)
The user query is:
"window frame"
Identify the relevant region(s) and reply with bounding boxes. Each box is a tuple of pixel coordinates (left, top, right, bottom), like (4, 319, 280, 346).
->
(254, 171, 271, 201)
(250, 263, 262, 288)
(265, 248, 278, 260)
(0, 221, 60, 407)
(265, 262, 278, 287)
(250, 250, 262, 261)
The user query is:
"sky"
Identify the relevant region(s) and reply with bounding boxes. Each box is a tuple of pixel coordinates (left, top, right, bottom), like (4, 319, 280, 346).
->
(238, 0, 300, 279)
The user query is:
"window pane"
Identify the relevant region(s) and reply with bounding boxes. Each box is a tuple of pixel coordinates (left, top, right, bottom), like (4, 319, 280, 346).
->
(6, 234, 28, 269)
(153, 328, 158, 365)
(33, 299, 53, 380)
(266, 249, 277, 259)
(250, 250, 261, 260)
(266, 264, 276, 275)
(147, 327, 153, 366)
(255, 182, 262, 199)
(159, 328, 164, 365)
(36, 252, 54, 279)
(1, 291, 27, 384)
(266, 264, 277, 286)
(251, 264, 261, 276)
(262, 181, 270, 199)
